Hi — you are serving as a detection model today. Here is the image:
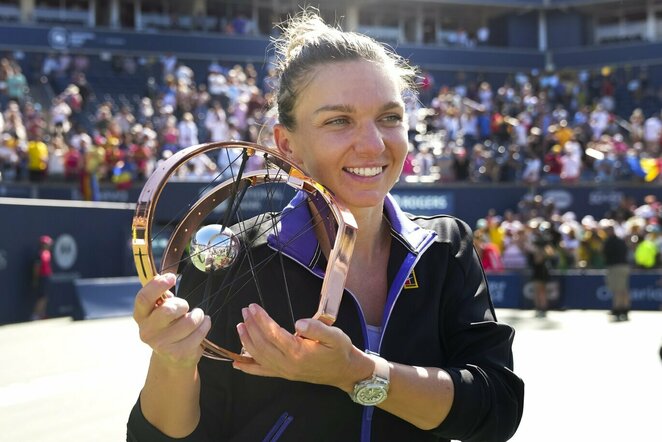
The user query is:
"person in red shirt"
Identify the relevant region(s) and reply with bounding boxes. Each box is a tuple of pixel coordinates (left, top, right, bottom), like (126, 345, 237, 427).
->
(474, 231, 504, 272)
(31, 235, 53, 320)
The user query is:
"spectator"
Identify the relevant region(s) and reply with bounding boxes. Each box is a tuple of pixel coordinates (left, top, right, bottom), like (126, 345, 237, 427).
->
(80, 136, 103, 201)
(26, 131, 48, 182)
(558, 227, 580, 269)
(159, 52, 177, 82)
(41, 52, 60, 84)
(502, 232, 528, 270)
(452, 146, 470, 180)
(160, 115, 179, 155)
(204, 100, 229, 143)
(177, 112, 199, 148)
(544, 144, 563, 183)
(6, 64, 28, 104)
(0, 132, 19, 181)
(113, 105, 136, 135)
(634, 229, 659, 269)
(474, 230, 504, 272)
(414, 144, 435, 178)
(560, 139, 582, 183)
(138, 97, 155, 125)
(521, 149, 541, 184)
(63, 142, 82, 182)
(643, 111, 661, 155)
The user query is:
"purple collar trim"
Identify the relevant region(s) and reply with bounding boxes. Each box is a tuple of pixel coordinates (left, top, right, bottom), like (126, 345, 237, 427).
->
(267, 191, 319, 267)
(383, 193, 436, 253)
(268, 192, 436, 266)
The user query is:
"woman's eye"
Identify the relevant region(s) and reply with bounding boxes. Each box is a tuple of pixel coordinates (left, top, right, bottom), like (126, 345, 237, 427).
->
(326, 118, 349, 126)
(382, 114, 403, 123)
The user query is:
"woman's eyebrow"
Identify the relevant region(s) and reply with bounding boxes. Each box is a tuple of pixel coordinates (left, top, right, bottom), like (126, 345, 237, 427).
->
(313, 104, 354, 115)
(313, 101, 403, 115)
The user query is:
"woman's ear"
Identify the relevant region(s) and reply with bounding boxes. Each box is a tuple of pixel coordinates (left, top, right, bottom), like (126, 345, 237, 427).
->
(274, 124, 302, 165)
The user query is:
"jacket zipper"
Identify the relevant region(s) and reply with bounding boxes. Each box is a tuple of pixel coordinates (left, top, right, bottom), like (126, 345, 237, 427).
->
(359, 231, 438, 442)
(262, 412, 293, 442)
(272, 230, 438, 442)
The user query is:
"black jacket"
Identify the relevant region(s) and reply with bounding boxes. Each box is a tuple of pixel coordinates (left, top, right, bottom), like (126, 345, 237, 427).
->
(127, 193, 524, 441)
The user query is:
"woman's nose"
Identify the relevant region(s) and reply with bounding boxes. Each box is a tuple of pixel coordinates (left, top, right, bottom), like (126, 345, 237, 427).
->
(354, 122, 385, 155)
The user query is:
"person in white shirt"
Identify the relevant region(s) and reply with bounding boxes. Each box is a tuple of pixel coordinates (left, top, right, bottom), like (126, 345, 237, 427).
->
(560, 141, 582, 183)
(177, 112, 199, 148)
(643, 112, 661, 155)
(522, 151, 541, 184)
(589, 104, 610, 140)
(204, 101, 229, 143)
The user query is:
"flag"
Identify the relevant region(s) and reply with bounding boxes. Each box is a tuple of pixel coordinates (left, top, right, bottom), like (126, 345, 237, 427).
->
(626, 155, 646, 178)
(639, 158, 660, 182)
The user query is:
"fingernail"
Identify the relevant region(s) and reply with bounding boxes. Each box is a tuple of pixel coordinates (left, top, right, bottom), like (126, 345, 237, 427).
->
(249, 304, 258, 314)
(163, 273, 176, 285)
(241, 308, 248, 320)
(236, 322, 245, 336)
(295, 319, 308, 333)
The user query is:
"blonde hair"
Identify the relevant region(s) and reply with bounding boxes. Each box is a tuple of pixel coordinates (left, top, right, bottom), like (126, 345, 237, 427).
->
(271, 8, 418, 130)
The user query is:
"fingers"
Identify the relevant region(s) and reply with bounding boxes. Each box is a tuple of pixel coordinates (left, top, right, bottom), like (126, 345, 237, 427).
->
(149, 307, 207, 346)
(234, 304, 358, 386)
(133, 273, 211, 368)
(134, 273, 177, 321)
(152, 310, 212, 359)
(237, 304, 291, 361)
(294, 318, 338, 345)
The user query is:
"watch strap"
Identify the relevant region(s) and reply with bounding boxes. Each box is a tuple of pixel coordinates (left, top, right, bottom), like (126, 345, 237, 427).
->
(366, 352, 390, 383)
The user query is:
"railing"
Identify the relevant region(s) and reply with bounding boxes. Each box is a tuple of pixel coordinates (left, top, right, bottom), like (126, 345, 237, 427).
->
(595, 22, 649, 43)
(33, 7, 87, 25)
(0, 4, 20, 21)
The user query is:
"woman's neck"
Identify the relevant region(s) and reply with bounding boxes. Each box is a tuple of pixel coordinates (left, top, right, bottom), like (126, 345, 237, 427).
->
(350, 204, 390, 264)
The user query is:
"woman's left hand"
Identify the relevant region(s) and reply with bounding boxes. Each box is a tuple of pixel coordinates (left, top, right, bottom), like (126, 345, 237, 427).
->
(233, 303, 368, 392)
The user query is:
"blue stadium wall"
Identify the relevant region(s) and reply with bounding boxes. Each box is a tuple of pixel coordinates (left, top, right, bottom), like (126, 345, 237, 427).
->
(0, 199, 135, 324)
(3, 180, 659, 229)
(2, 189, 660, 325)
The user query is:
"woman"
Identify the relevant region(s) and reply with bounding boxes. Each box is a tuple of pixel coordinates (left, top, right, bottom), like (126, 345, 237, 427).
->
(128, 10, 523, 441)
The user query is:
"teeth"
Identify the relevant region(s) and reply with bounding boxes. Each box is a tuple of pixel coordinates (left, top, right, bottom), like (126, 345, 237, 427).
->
(346, 167, 382, 177)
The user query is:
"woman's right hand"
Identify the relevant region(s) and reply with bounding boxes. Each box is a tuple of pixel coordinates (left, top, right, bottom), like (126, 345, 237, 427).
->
(133, 273, 211, 369)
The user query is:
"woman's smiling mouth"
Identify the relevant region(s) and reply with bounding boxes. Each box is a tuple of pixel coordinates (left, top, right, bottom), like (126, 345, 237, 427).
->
(344, 166, 384, 177)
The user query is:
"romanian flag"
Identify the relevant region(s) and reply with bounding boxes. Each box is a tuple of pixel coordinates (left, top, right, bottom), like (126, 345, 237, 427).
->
(112, 161, 134, 189)
(628, 156, 661, 182)
(639, 158, 661, 182)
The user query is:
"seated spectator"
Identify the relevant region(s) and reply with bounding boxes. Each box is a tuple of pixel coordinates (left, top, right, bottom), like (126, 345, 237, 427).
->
(502, 232, 528, 270)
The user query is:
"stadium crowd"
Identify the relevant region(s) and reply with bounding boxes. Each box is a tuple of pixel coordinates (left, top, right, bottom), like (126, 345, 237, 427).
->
(1, 50, 661, 189)
(0, 49, 661, 272)
(473, 192, 661, 273)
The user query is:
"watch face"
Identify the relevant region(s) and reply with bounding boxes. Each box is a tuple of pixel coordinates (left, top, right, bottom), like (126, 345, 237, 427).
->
(356, 385, 388, 405)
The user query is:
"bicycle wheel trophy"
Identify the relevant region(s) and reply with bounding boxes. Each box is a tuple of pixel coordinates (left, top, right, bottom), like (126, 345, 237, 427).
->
(132, 141, 357, 362)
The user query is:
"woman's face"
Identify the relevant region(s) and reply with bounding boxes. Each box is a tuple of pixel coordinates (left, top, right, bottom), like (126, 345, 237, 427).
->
(275, 60, 408, 213)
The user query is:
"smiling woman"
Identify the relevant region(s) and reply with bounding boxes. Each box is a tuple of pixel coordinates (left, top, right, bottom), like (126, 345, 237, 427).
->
(127, 8, 524, 442)
(274, 60, 408, 215)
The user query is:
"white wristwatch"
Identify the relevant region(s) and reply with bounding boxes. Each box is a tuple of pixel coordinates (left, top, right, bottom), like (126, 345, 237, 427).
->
(349, 352, 390, 406)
